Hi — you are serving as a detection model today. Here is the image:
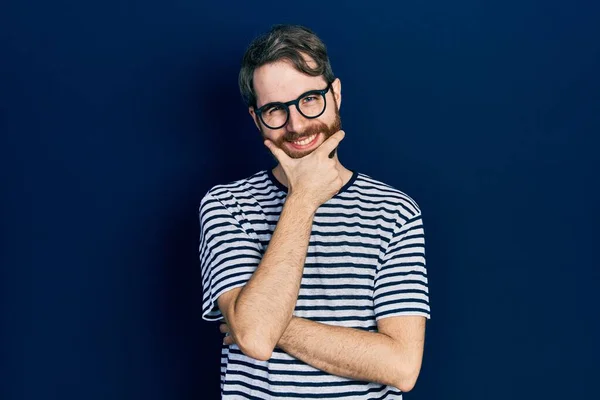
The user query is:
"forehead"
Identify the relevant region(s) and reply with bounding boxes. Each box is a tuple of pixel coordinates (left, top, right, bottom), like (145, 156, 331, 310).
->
(253, 57, 327, 107)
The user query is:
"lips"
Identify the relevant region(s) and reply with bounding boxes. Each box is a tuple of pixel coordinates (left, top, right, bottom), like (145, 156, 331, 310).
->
(288, 133, 319, 150)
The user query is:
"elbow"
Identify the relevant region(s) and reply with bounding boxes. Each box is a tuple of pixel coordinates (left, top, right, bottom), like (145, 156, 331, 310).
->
(235, 330, 276, 361)
(225, 299, 276, 361)
(238, 342, 273, 362)
(396, 376, 417, 393)
(393, 365, 421, 393)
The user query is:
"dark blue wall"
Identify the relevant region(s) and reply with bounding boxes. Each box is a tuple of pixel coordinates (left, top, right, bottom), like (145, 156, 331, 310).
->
(2, 1, 598, 399)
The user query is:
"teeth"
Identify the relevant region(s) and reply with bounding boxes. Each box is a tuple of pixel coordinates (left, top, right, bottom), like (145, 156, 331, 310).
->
(293, 134, 316, 146)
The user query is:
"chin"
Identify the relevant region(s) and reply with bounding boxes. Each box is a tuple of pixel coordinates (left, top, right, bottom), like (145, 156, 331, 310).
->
(286, 148, 316, 159)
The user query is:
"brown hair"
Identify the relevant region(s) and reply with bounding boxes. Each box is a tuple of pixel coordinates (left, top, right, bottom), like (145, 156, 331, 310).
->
(238, 24, 335, 107)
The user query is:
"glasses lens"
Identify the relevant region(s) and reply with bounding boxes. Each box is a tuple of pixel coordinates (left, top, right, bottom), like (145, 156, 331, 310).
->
(261, 104, 287, 129)
(298, 92, 326, 118)
(259, 90, 327, 129)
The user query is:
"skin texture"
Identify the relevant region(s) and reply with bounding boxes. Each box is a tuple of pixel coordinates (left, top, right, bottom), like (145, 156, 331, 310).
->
(221, 316, 425, 392)
(216, 54, 427, 392)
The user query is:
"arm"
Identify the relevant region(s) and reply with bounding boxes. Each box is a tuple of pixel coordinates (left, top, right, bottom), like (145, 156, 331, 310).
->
(217, 196, 314, 361)
(276, 316, 425, 392)
(273, 210, 429, 389)
(217, 131, 346, 361)
(222, 315, 425, 391)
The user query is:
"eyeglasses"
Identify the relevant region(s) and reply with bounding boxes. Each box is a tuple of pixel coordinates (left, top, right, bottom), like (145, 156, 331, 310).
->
(254, 84, 332, 130)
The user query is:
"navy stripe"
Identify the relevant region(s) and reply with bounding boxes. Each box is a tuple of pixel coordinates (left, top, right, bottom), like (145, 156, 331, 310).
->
(336, 194, 412, 209)
(383, 251, 425, 260)
(305, 251, 379, 260)
(221, 390, 264, 400)
(226, 358, 323, 376)
(319, 201, 401, 214)
(373, 288, 429, 301)
(380, 261, 426, 269)
(308, 315, 376, 322)
(345, 190, 418, 214)
(232, 209, 281, 219)
(204, 235, 263, 247)
(399, 233, 426, 242)
(377, 269, 427, 281)
(227, 369, 371, 388)
(212, 267, 256, 290)
(315, 212, 397, 224)
(218, 192, 284, 203)
(386, 243, 426, 255)
(302, 273, 373, 280)
(310, 220, 395, 233)
(300, 283, 372, 290)
(205, 245, 261, 267)
(203, 252, 260, 278)
(372, 388, 403, 399)
(303, 262, 377, 271)
(223, 379, 390, 398)
(376, 297, 430, 308)
(201, 209, 237, 226)
(258, 230, 388, 241)
(351, 181, 417, 202)
(295, 304, 374, 312)
(309, 240, 381, 250)
(377, 308, 429, 318)
(298, 294, 372, 301)
(376, 279, 428, 291)
(202, 221, 243, 236)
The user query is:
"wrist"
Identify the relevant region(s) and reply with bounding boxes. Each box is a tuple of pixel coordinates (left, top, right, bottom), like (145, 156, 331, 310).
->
(285, 193, 318, 217)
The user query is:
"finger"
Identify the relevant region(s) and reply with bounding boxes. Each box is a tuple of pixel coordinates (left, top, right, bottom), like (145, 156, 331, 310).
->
(219, 324, 229, 333)
(264, 140, 290, 165)
(316, 130, 345, 158)
(223, 335, 234, 346)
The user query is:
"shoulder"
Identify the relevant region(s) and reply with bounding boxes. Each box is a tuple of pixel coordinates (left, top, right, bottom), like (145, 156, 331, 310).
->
(353, 172, 422, 220)
(199, 170, 269, 211)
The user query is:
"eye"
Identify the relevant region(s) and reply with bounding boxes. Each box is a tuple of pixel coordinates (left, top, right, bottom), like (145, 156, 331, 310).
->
(265, 105, 284, 114)
(302, 95, 318, 103)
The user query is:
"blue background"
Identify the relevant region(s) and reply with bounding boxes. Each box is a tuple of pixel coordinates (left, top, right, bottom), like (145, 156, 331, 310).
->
(1, 1, 598, 399)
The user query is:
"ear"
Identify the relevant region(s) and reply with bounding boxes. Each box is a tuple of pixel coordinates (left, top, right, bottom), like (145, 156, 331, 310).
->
(331, 78, 342, 110)
(248, 107, 260, 131)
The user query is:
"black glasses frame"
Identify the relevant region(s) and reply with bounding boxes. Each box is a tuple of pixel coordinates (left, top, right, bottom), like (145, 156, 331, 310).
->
(254, 83, 332, 130)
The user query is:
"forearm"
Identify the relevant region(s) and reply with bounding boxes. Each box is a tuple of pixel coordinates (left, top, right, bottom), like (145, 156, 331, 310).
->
(277, 317, 410, 390)
(231, 195, 314, 353)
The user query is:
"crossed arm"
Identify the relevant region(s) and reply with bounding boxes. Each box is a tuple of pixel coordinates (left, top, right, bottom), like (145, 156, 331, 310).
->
(221, 313, 425, 392)
(278, 315, 425, 392)
(215, 196, 426, 392)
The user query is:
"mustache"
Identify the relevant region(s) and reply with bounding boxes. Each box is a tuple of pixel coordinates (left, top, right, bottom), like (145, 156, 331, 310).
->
(284, 124, 326, 142)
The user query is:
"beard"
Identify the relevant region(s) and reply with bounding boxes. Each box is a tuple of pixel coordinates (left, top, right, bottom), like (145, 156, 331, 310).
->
(261, 103, 342, 159)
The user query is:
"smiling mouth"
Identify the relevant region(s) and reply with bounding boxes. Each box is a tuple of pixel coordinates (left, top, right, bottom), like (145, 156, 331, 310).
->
(288, 133, 319, 149)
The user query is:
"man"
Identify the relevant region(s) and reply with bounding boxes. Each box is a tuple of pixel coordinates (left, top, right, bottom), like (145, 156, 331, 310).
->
(198, 24, 430, 399)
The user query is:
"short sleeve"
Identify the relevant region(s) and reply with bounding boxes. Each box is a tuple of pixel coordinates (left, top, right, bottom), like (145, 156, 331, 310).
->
(198, 191, 263, 322)
(374, 212, 430, 320)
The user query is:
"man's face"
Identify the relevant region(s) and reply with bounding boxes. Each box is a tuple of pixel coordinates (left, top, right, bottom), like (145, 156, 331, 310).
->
(249, 57, 342, 159)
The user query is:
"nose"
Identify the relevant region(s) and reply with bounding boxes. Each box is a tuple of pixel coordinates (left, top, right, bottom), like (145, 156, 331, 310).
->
(285, 105, 307, 134)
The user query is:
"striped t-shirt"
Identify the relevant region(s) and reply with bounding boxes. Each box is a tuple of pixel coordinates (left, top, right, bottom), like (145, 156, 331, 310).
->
(198, 169, 430, 399)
